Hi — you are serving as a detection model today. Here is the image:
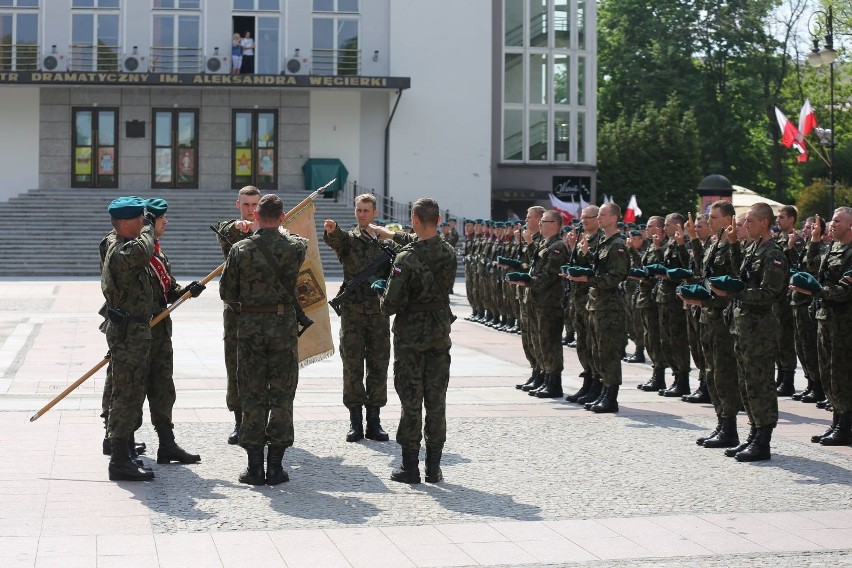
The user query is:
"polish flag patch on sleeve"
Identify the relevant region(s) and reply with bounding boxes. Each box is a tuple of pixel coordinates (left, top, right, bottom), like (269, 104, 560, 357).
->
(772, 259, 783, 267)
(392, 266, 402, 276)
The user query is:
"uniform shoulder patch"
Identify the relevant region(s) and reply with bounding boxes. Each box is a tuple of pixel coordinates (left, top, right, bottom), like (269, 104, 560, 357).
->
(392, 266, 402, 276)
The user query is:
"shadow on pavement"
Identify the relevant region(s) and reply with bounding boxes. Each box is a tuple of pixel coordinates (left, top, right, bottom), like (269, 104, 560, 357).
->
(413, 481, 542, 521)
(752, 454, 852, 486)
(617, 406, 706, 431)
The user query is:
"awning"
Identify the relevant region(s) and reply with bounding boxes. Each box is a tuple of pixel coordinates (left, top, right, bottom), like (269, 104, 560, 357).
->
(302, 158, 348, 195)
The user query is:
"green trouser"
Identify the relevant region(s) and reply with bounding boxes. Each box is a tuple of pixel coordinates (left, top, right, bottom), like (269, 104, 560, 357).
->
(394, 346, 451, 451)
(570, 290, 593, 375)
(734, 311, 779, 428)
(339, 305, 390, 408)
(519, 300, 538, 368)
(700, 308, 739, 419)
(147, 317, 176, 432)
(105, 321, 150, 438)
(658, 301, 691, 374)
(530, 305, 563, 374)
(793, 303, 821, 389)
(818, 313, 852, 413)
(686, 305, 706, 381)
(224, 307, 240, 411)
(640, 304, 664, 368)
(589, 309, 626, 386)
(774, 297, 797, 373)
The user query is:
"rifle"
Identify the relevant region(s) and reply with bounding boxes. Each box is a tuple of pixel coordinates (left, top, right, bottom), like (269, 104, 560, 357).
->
(29, 180, 334, 422)
(329, 230, 397, 315)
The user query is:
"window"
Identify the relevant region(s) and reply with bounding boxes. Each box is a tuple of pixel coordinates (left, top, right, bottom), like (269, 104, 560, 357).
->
(312, 11, 359, 75)
(71, 12, 119, 71)
(233, 0, 279, 9)
(152, 13, 201, 72)
(313, 0, 358, 13)
(0, 9, 37, 70)
(0, 1, 39, 7)
(154, 0, 200, 8)
(72, 108, 119, 188)
(72, 0, 119, 7)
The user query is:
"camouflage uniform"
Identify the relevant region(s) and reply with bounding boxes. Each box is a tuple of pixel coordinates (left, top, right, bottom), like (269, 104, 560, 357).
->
(446, 228, 460, 247)
(463, 233, 476, 310)
(101, 225, 156, 439)
(382, 234, 457, 451)
(570, 231, 601, 376)
(219, 228, 307, 450)
(625, 239, 649, 351)
(791, 243, 825, 397)
(98, 230, 117, 432)
(527, 235, 569, 375)
(323, 225, 392, 409)
(655, 238, 692, 376)
(773, 232, 804, 384)
(729, 239, 787, 429)
(632, 241, 664, 372)
(587, 233, 629, 387)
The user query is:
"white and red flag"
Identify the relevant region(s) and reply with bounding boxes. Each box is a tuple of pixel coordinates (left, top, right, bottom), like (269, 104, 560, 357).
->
(549, 193, 583, 224)
(799, 99, 817, 137)
(624, 194, 642, 223)
(775, 106, 807, 162)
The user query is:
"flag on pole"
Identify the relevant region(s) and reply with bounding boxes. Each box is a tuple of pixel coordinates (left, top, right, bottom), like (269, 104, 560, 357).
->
(775, 107, 807, 162)
(624, 194, 642, 223)
(549, 193, 582, 224)
(283, 202, 335, 367)
(799, 99, 818, 136)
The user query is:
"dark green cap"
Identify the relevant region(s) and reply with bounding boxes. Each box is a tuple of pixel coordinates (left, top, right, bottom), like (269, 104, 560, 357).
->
(666, 267, 694, 282)
(506, 272, 531, 283)
(645, 263, 667, 276)
(145, 198, 168, 217)
(629, 229, 642, 237)
(565, 266, 595, 277)
(677, 284, 712, 300)
(790, 271, 822, 293)
(107, 196, 145, 219)
(709, 275, 746, 293)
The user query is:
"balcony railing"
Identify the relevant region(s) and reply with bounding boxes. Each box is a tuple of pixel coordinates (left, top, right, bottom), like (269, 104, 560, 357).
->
(0, 43, 39, 70)
(312, 47, 360, 76)
(69, 43, 120, 71)
(149, 46, 203, 73)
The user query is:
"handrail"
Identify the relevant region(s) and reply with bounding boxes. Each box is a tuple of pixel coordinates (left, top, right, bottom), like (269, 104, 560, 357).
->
(0, 42, 39, 70)
(311, 47, 360, 75)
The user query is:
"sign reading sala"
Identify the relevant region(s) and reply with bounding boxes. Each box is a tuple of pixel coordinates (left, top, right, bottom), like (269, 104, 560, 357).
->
(0, 71, 410, 90)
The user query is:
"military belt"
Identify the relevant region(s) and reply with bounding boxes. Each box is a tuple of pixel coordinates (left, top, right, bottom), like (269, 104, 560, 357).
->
(227, 302, 293, 314)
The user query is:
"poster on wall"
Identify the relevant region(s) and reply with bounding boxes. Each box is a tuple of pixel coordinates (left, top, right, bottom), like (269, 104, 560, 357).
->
(155, 148, 172, 183)
(98, 148, 115, 176)
(258, 149, 274, 177)
(178, 148, 194, 176)
(75, 147, 92, 175)
(235, 148, 252, 176)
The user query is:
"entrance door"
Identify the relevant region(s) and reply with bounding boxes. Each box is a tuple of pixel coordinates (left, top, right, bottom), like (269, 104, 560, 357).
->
(232, 109, 277, 189)
(72, 108, 118, 188)
(152, 109, 199, 189)
(232, 15, 280, 74)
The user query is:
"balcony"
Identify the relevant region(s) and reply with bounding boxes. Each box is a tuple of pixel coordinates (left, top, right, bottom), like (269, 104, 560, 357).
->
(311, 47, 360, 76)
(68, 43, 120, 72)
(0, 42, 38, 70)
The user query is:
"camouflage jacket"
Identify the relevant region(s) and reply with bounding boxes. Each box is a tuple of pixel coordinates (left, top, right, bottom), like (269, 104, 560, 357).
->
(214, 219, 254, 259)
(527, 234, 568, 307)
(570, 230, 601, 299)
(730, 238, 787, 316)
(587, 232, 628, 312)
(790, 240, 826, 307)
(806, 240, 852, 319)
(149, 243, 188, 311)
(101, 225, 156, 320)
(693, 237, 735, 313)
(219, 227, 308, 339)
(655, 238, 691, 304)
(381, 235, 457, 350)
(323, 225, 394, 313)
(446, 228, 460, 247)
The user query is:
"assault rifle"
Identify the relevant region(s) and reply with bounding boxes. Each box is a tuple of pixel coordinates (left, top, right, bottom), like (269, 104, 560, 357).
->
(329, 230, 397, 315)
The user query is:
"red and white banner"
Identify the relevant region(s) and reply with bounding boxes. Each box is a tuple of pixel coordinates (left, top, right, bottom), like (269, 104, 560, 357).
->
(775, 106, 807, 162)
(799, 99, 817, 137)
(624, 194, 642, 223)
(549, 193, 584, 224)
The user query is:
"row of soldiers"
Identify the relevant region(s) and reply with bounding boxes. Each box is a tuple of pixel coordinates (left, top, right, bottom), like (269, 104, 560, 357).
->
(462, 202, 852, 460)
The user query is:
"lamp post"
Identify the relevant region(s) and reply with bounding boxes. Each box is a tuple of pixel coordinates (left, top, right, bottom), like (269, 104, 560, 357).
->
(808, 5, 839, 216)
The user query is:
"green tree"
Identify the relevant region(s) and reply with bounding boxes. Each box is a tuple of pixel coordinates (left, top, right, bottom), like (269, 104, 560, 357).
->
(795, 178, 852, 219)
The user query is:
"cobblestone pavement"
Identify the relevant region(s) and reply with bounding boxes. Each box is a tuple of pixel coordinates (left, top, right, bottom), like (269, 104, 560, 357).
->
(1, 279, 851, 567)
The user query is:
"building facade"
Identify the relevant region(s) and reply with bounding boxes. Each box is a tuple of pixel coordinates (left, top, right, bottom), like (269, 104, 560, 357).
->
(0, 0, 594, 220)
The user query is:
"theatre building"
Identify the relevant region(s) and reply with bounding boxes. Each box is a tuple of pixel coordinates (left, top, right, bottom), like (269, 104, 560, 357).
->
(0, 0, 595, 218)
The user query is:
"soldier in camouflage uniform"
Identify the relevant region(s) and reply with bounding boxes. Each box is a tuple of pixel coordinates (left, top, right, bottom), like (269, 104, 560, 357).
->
(462, 220, 476, 315)
(213, 185, 261, 445)
(323, 193, 392, 443)
(773, 205, 804, 396)
(634, 217, 667, 392)
(623, 229, 648, 362)
(447, 219, 460, 247)
(219, 194, 308, 486)
(518, 210, 569, 398)
(514, 207, 545, 391)
(800, 208, 852, 445)
(711, 203, 787, 462)
(377, 198, 457, 484)
(569, 203, 629, 413)
(101, 196, 156, 481)
(681, 213, 711, 403)
(143, 198, 204, 466)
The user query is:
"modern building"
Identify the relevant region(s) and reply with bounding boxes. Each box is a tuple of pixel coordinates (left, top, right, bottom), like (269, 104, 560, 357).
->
(0, 0, 595, 220)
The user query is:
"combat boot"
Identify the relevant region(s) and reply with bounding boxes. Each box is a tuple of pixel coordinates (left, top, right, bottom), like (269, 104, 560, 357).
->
(239, 448, 266, 485)
(623, 347, 645, 363)
(576, 379, 602, 406)
(820, 413, 851, 446)
(639, 367, 666, 392)
(516, 368, 540, 390)
(529, 373, 551, 396)
(265, 446, 289, 485)
(735, 426, 772, 462)
(697, 418, 722, 446)
(108, 438, 155, 482)
(792, 376, 812, 401)
(103, 435, 146, 456)
(535, 373, 563, 398)
(227, 410, 242, 445)
(128, 433, 149, 469)
(812, 412, 840, 443)
(725, 425, 756, 457)
(660, 372, 690, 397)
(703, 417, 740, 448)
(524, 370, 547, 393)
(683, 379, 710, 403)
(585, 385, 608, 410)
(591, 385, 619, 413)
(565, 372, 593, 403)
(365, 407, 390, 441)
(156, 429, 201, 464)
(346, 407, 364, 442)
(802, 380, 826, 404)
(776, 370, 795, 397)
(424, 448, 443, 483)
(390, 448, 421, 484)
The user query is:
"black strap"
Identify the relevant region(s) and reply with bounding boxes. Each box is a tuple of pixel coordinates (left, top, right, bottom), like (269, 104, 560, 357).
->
(252, 234, 293, 300)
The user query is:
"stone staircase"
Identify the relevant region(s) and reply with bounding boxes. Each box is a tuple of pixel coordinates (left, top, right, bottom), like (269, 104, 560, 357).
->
(0, 188, 358, 278)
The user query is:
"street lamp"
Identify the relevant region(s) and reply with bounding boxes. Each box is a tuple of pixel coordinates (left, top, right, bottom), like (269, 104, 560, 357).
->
(808, 5, 838, 216)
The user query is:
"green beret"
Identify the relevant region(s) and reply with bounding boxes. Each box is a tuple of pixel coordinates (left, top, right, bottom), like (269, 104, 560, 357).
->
(441, 222, 450, 227)
(844, 269, 852, 278)
(566, 266, 595, 277)
(497, 256, 522, 269)
(666, 267, 694, 282)
(403, 224, 412, 230)
(709, 275, 746, 293)
(629, 229, 642, 237)
(629, 268, 649, 279)
(645, 263, 667, 276)
(145, 198, 168, 217)
(561, 226, 571, 234)
(374, 220, 386, 226)
(790, 271, 822, 293)
(626, 223, 636, 228)
(617, 222, 625, 228)
(637, 224, 646, 230)
(678, 284, 712, 300)
(506, 272, 532, 283)
(107, 196, 145, 219)
(475, 219, 483, 224)
(370, 279, 387, 293)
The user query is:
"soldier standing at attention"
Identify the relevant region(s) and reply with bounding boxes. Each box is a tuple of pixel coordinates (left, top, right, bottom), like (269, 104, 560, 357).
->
(376, 198, 457, 484)
(711, 203, 787, 462)
(323, 193, 392, 443)
(101, 196, 156, 482)
(447, 218, 460, 247)
(633, 216, 667, 393)
(514, 207, 545, 392)
(214, 186, 261, 445)
(773, 205, 804, 396)
(219, 194, 307, 485)
(143, 198, 204, 465)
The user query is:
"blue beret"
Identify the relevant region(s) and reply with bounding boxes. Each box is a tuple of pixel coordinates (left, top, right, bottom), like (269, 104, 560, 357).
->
(475, 219, 483, 224)
(629, 268, 649, 279)
(370, 279, 388, 293)
(678, 284, 712, 300)
(617, 222, 625, 228)
(709, 275, 746, 293)
(441, 222, 450, 227)
(145, 198, 168, 217)
(107, 196, 145, 219)
(565, 266, 595, 277)
(637, 224, 647, 230)
(561, 226, 571, 233)
(498, 256, 522, 269)
(790, 271, 822, 293)
(844, 270, 852, 278)
(626, 223, 636, 228)
(666, 268, 694, 282)
(506, 272, 531, 283)
(645, 263, 667, 276)
(629, 229, 642, 237)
